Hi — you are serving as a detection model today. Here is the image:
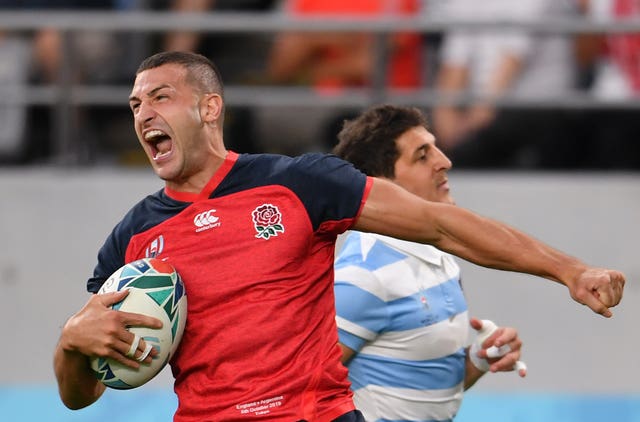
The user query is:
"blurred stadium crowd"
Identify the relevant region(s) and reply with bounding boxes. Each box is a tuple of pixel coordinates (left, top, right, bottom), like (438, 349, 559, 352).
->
(0, 0, 639, 170)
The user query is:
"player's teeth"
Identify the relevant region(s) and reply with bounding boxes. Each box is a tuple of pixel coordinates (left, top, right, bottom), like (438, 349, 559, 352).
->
(145, 130, 164, 140)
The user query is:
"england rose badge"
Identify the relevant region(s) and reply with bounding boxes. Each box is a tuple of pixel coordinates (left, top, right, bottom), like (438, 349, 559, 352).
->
(252, 204, 285, 240)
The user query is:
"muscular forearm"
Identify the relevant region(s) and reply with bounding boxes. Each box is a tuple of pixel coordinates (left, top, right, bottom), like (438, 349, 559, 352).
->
(426, 204, 623, 317)
(432, 204, 585, 286)
(54, 339, 105, 410)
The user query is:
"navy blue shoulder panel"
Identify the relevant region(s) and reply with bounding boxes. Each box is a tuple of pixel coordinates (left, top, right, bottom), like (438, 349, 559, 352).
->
(87, 189, 190, 292)
(215, 153, 368, 231)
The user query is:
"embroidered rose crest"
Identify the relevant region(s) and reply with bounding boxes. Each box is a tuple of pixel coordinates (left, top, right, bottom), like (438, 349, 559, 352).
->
(252, 204, 285, 240)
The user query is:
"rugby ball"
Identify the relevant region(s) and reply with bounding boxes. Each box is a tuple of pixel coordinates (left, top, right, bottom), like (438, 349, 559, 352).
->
(90, 258, 187, 389)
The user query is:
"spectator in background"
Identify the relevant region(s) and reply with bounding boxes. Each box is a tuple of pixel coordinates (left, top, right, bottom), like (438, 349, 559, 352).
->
(27, 1, 127, 85)
(164, 0, 276, 59)
(163, 0, 215, 53)
(266, 0, 423, 151)
(268, 0, 422, 90)
(0, 0, 135, 164)
(575, 0, 640, 169)
(432, 0, 580, 169)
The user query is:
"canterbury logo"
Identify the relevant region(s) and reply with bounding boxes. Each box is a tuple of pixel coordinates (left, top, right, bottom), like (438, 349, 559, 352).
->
(194, 209, 221, 232)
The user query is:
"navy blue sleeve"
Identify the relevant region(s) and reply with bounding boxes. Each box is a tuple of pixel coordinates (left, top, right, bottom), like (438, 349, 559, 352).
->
(284, 153, 368, 231)
(87, 190, 189, 293)
(87, 214, 136, 293)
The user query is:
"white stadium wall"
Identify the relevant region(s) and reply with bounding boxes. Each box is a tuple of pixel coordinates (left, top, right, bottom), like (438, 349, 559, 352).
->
(1, 169, 639, 421)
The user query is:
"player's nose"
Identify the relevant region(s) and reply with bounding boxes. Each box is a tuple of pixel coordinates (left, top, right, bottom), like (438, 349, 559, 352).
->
(136, 101, 157, 125)
(433, 146, 452, 170)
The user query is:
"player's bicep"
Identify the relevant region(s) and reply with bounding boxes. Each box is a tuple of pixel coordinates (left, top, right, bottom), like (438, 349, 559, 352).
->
(354, 177, 443, 244)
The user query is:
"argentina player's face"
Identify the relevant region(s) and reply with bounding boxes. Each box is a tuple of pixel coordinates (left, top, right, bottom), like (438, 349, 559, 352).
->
(391, 126, 455, 205)
(129, 64, 212, 185)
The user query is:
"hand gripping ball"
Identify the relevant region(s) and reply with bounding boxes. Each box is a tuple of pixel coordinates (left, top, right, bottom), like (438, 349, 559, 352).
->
(90, 258, 187, 389)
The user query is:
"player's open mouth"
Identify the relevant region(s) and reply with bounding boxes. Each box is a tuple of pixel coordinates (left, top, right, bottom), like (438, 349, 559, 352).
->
(144, 129, 173, 160)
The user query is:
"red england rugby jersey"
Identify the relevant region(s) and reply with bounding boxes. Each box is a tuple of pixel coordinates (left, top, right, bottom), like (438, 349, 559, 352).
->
(88, 151, 372, 421)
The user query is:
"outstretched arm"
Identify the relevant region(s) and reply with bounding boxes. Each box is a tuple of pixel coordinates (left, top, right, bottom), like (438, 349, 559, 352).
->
(354, 178, 625, 317)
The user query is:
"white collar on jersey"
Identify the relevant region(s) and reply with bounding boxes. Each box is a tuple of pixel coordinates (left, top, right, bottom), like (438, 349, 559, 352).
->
(362, 232, 447, 266)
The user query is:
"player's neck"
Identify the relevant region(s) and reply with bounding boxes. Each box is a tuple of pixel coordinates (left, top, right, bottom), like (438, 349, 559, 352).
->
(165, 149, 229, 195)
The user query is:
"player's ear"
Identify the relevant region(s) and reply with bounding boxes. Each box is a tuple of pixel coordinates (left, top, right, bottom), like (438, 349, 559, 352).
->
(201, 93, 223, 123)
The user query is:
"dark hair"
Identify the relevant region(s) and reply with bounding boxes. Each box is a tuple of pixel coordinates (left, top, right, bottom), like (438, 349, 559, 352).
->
(333, 104, 428, 178)
(137, 51, 224, 98)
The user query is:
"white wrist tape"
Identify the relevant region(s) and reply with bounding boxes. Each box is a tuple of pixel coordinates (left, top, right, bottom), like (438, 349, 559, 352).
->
(514, 360, 527, 374)
(469, 319, 498, 372)
(486, 344, 512, 358)
(469, 342, 491, 372)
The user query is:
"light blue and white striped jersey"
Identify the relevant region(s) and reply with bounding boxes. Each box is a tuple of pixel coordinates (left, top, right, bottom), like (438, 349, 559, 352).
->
(334, 231, 469, 422)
